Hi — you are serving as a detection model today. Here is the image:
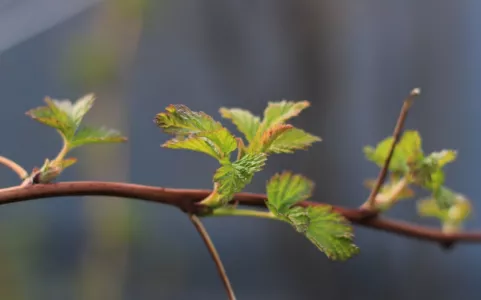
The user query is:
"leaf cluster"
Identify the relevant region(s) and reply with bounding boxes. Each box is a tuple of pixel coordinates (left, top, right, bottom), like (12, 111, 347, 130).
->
(155, 101, 321, 206)
(155, 101, 358, 260)
(364, 130, 471, 231)
(25, 94, 126, 182)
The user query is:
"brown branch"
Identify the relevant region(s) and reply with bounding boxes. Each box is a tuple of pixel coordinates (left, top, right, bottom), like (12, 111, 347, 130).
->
(0, 181, 480, 245)
(188, 214, 236, 300)
(366, 88, 421, 209)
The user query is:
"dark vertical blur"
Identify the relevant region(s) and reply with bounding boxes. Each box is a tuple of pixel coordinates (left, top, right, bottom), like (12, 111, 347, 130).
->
(0, 1, 480, 299)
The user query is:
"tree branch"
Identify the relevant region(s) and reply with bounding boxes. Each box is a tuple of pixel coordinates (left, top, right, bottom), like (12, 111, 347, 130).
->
(188, 214, 236, 300)
(365, 88, 421, 209)
(0, 156, 28, 180)
(0, 181, 480, 245)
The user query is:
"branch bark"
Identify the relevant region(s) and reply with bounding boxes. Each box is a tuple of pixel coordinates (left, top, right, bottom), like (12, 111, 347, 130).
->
(0, 181, 480, 245)
(189, 214, 236, 300)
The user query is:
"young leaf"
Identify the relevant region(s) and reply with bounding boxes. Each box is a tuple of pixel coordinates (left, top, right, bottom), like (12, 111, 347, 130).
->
(219, 108, 260, 143)
(214, 153, 267, 200)
(259, 124, 293, 152)
(414, 150, 456, 192)
(261, 100, 310, 129)
(70, 94, 95, 127)
(364, 130, 423, 174)
(263, 127, 321, 154)
(155, 104, 222, 136)
(282, 206, 359, 261)
(69, 127, 127, 148)
(163, 128, 237, 160)
(266, 171, 314, 213)
(417, 193, 472, 233)
(27, 99, 76, 139)
(424, 150, 457, 168)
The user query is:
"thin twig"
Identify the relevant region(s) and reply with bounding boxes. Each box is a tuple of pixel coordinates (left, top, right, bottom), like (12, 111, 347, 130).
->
(0, 181, 480, 245)
(189, 214, 236, 300)
(365, 88, 421, 209)
(0, 156, 28, 179)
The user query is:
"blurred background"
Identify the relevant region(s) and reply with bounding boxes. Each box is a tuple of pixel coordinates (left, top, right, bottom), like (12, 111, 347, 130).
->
(0, 0, 480, 299)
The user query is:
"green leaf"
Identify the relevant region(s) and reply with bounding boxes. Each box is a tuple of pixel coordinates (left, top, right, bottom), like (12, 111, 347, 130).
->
(284, 206, 359, 261)
(261, 100, 310, 129)
(214, 153, 267, 200)
(163, 128, 237, 160)
(26, 94, 97, 140)
(263, 127, 321, 154)
(364, 130, 423, 174)
(266, 171, 314, 213)
(417, 197, 446, 220)
(71, 94, 95, 127)
(417, 191, 472, 233)
(27, 99, 75, 139)
(219, 108, 260, 143)
(70, 127, 127, 148)
(425, 150, 457, 168)
(155, 104, 222, 136)
(414, 150, 456, 192)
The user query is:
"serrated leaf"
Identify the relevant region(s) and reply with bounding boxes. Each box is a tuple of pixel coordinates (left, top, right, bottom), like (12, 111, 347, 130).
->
(26, 94, 96, 140)
(219, 108, 260, 143)
(69, 126, 127, 148)
(261, 100, 310, 129)
(71, 94, 95, 127)
(283, 206, 359, 261)
(258, 124, 293, 152)
(364, 130, 423, 173)
(163, 128, 237, 160)
(27, 100, 75, 139)
(26, 106, 66, 130)
(264, 127, 321, 154)
(214, 153, 266, 200)
(155, 104, 222, 136)
(266, 171, 314, 213)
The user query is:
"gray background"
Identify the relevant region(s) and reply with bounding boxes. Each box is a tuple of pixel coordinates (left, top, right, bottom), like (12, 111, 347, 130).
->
(0, 1, 480, 299)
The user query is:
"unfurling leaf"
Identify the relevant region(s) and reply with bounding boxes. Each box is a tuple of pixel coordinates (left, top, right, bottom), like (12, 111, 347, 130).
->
(266, 171, 314, 213)
(264, 127, 321, 154)
(163, 128, 237, 160)
(219, 108, 260, 143)
(214, 153, 267, 201)
(248, 100, 311, 151)
(155, 104, 222, 136)
(69, 127, 126, 148)
(261, 100, 310, 129)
